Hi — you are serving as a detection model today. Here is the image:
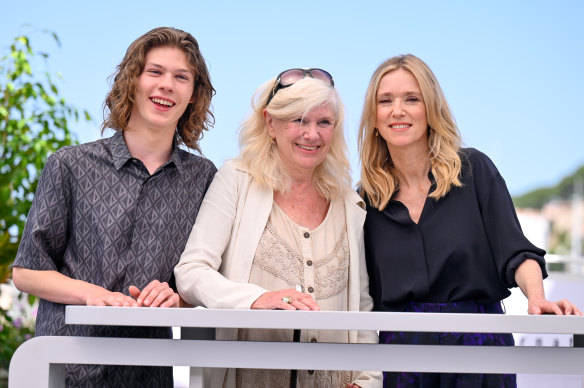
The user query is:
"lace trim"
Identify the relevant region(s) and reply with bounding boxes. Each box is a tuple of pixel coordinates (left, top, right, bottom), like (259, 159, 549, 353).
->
(252, 222, 349, 300)
(252, 223, 304, 286)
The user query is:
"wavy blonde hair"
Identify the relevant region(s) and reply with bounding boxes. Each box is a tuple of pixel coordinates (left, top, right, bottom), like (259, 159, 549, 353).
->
(237, 76, 350, 199)
(101, 27, 215, 153)
(358, 54, 462, 210)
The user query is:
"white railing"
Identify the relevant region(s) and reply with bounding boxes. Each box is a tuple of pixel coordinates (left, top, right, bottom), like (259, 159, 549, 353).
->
(546, 253, 584, 276)
(8, 307, 584, 387)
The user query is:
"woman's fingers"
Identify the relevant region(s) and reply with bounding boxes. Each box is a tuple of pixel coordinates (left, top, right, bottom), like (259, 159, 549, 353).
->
(557, 299, 582, 316)
(289, 293, 320, 311)
(252, 289, 320, 311)
(529, 298, 583, 316)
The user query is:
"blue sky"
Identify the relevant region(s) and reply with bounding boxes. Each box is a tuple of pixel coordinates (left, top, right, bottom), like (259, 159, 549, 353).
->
(2, 1, 583, 195)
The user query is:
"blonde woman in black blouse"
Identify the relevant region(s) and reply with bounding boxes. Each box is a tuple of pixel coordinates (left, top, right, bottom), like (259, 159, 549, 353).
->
(358, 54, 581, 388)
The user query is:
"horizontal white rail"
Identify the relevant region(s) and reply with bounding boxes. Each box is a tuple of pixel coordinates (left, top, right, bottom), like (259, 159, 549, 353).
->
(546, 253, 584, 263)
(65, 306, 584, 334)
(9, 336, 584, 388)
(8, 307, 584, 388)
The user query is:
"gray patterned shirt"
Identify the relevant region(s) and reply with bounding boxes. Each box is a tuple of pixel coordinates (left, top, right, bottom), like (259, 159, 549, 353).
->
(14, 131, 216, 387)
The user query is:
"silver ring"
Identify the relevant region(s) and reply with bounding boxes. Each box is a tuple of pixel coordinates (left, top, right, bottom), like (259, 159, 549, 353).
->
(282, 296, 293, 304)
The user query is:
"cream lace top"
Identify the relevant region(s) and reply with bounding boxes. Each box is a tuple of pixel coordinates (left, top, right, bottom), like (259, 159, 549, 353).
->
(235, 196, 356, 388)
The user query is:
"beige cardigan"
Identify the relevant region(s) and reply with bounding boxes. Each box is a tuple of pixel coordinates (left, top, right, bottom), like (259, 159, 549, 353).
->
(175, 160, 381, 388)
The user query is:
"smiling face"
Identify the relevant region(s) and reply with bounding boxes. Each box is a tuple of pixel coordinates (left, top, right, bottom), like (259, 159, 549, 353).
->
(265, 104, 335, 180)
(375, 68, 429, 153)
(127, 46, 195, 136)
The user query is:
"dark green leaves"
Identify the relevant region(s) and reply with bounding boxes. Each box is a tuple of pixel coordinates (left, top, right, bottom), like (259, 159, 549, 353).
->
(0, 30, 91, 281)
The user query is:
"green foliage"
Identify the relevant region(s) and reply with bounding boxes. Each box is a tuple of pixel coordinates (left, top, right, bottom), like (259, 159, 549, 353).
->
(0, 31, 91, 282)
(0, 286, 36, 375)
(550, 230, 571, 255)
(512, 165, 584, 209)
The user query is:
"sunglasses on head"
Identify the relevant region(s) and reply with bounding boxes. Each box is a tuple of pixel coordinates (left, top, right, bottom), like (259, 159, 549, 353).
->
(265, 68, 334, 107)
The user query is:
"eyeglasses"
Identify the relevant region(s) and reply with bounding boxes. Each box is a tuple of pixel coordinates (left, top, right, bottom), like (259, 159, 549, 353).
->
(265, 68, 334, 107)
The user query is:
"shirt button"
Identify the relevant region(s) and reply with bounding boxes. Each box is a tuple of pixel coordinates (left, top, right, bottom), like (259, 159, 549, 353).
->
(308, 370, 315, 375)
(132, 159, 138, 164)
(310, 338, 318, 343)
(303, 232, 310, 238)
(307, 286, 314, 293)
(306, 260, 313, 266)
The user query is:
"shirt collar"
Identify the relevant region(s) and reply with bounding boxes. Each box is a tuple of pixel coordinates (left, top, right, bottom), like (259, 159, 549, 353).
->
(110, 131, 185, 173)
(111, 131, 133, 170)
(168, 141, 185, 173)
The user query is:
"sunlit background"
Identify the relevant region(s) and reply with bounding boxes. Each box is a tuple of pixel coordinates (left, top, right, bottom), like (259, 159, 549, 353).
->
(2, 1, 584, 387)
(2, 1, 583, 195)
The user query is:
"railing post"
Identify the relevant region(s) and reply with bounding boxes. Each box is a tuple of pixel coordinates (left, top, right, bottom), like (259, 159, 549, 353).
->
(48, 364, 65, 388)
(181, 327, 215, 388)
(571, 334, 584, 388)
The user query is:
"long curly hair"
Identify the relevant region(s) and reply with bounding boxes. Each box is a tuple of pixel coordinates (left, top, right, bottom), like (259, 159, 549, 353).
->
(358, 54, 463, 210)
(101, 27, 214, 152)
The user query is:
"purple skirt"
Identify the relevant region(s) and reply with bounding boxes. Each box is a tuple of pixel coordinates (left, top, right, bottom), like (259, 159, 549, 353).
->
(380, 301, 516, 388)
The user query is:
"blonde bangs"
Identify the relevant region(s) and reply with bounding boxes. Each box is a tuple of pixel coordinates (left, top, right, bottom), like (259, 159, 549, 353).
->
(238, 77, 351, 199)
(359, 55, 462, 210)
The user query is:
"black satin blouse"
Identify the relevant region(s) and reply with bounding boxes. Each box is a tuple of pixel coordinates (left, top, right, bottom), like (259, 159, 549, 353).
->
(363, 148, 547, 312)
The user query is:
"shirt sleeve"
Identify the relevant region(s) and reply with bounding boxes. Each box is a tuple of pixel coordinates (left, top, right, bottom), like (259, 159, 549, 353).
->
(13, 153, 71, 272)
(174, 162, 267, 309)
(470, 150, 547, 287)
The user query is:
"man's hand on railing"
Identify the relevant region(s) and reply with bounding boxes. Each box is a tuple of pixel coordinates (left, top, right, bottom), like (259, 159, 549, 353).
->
(129, 280, 180, 308)
(528, 297, 583, 316)
(12, 267, 140, 307)
(86, 290, 138, 307)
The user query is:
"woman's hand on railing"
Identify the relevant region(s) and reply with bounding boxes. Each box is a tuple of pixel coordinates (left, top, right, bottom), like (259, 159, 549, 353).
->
(129, 280, 180, 308)
(251, 289, 320, 311)
(528, 298, 583, 315)
(516, 259, 583, 316)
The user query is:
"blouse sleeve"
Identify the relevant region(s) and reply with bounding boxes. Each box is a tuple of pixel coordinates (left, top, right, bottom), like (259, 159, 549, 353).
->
(470, 150, 547, 287)
(13, 153, 71, 272)
(174, 162, 267, 309)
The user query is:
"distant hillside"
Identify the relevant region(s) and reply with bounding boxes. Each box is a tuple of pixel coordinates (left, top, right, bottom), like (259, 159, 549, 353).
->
(512, 165, 584, 209)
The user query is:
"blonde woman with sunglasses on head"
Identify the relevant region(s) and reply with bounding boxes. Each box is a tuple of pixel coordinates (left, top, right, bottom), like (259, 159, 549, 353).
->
(175, 69, 382, 388)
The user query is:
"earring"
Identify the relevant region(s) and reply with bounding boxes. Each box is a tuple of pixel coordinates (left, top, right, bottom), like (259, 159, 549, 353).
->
(270, 137, 276, 144)
(374, 128, 379, 137)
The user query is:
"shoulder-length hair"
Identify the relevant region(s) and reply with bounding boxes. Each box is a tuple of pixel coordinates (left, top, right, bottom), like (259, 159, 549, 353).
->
(358, 54, 462, 210)
(101, 27, 215, 153)
(237, 76, 351, 200)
